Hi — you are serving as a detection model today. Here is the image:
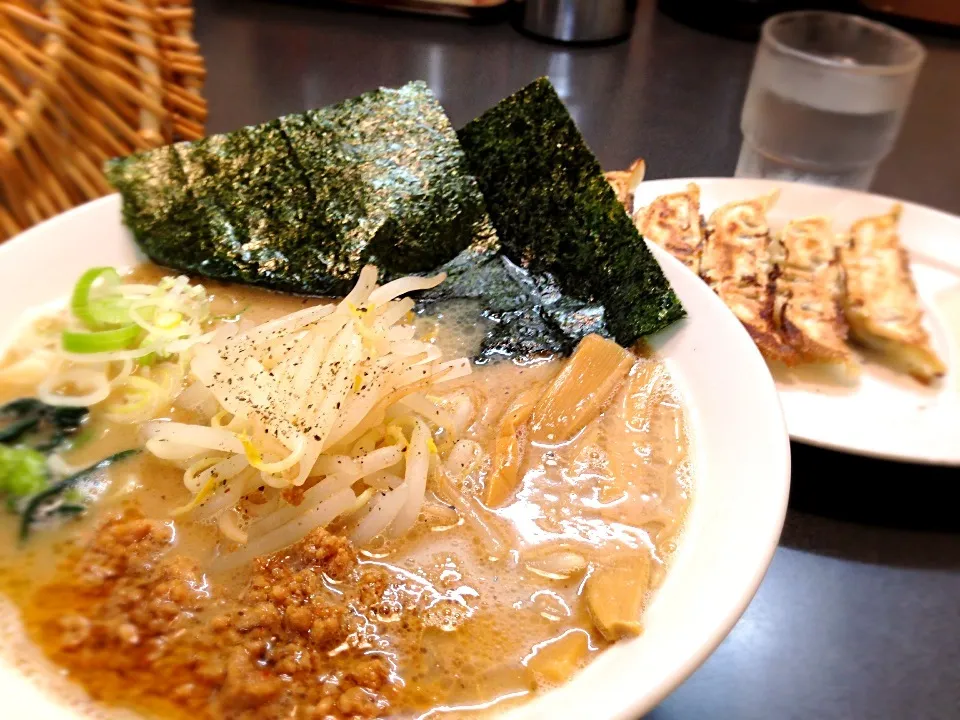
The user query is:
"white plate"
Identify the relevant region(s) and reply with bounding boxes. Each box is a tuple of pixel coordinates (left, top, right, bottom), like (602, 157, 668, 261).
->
(0, 195, 790, 720)
(632, 177, 960, 466)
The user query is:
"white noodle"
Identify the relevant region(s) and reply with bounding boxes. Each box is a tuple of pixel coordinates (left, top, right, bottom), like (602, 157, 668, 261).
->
(194, 467, 260, 521)
(218, 508, 249, 544)
(364, 471, 403, 490)
(389, 417, 430, 536)
(143, 422, 244, 454)
(312, 455, 361, 479)
(187, 453, 248, 494)
(249, 472, 356, 538)
(342, 264, 379, 307)
(215, 488, 356, 570)
(176, 380, 218, 417)
(385, 325, 417, 342)
(367, 272, 446, 307)
(37, 368, 111, 407)
(373, 297, 415, 330)
(356, 445, 404, 477)
(351, 484, 410, 546)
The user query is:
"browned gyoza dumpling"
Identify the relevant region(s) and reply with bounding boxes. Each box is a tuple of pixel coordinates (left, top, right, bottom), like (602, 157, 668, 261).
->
(774, 216, 853, 367)
(604, 158, 646, 212)
(840, 204, 945, 384)
(700, 191, 797, 363)
(633, 182, 705, 275)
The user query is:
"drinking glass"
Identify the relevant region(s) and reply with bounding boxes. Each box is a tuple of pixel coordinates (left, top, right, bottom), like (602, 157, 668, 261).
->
(735, 11, 925, 190)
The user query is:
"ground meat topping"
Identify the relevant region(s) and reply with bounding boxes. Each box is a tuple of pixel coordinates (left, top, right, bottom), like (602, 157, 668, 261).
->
(28, 509, 397, 719)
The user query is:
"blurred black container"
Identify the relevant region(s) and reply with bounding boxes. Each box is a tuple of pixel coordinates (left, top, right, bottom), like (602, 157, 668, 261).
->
(514, 0, 638, 44)
(328, 0, 510, 20)
(657, 0, 855, 40)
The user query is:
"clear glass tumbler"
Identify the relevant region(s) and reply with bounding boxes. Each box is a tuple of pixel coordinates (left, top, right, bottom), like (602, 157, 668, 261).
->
(735, 11, 925, 190)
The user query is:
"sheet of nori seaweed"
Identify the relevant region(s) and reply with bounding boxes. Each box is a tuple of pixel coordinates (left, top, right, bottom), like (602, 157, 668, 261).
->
(282, 82, 497, 283)
(106, 145, 238, 280)
(170, 123, 321, 291)
(420, 245, 608, 362)
(456, 77, 684, 346)
(105, 145, 193, 251)
(106, 81, 495, 296)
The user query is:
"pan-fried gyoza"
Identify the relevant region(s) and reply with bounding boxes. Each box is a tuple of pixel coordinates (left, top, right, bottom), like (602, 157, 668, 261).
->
(775, 217, 852, 367)
(700, 191, 797, 363)
(841, 205, 945, 383)
(604, 158, 646, 213)
(607, 160, 945, 383)
(633, 183, 705, 274)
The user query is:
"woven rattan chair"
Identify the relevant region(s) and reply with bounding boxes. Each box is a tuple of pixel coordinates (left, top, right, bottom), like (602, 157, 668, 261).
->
(0, 0, 206, 242)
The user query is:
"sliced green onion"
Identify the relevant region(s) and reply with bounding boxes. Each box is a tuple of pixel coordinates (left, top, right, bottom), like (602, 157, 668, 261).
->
(62, 325, 141, 354)
(70, 267, 130, 329)
(155, 311, 183, 329)
(89, 297, 133, 327)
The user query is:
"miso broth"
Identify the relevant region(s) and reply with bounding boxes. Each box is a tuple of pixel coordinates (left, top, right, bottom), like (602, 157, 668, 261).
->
(0, 267, 691, 719)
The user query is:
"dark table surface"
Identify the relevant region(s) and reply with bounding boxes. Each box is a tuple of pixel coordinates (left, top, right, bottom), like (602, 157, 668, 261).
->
(194, 2, 960, 718)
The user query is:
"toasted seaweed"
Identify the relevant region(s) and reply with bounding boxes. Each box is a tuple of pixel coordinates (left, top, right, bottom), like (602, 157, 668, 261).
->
(108, 78, 683, 363)
(457, 77, 684, 346)
(107, 81, 495, 295)
(19, 449, 139, 541)
(286, 82, 498, 282)
(0, 398, 88, 452)
(105, 145, 198, 254)
(421, 246, 608, 361)
(169, 123, 323, 291)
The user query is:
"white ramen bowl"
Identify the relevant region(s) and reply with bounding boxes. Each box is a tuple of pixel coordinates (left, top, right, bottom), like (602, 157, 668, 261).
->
(0, 196, 791, 720)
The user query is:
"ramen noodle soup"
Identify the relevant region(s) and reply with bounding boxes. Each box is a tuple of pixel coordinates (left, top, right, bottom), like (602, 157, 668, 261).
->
(0, 264, 691, 719)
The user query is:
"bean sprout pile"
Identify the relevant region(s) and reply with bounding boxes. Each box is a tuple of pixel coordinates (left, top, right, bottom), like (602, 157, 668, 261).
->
(0, 265, 486, 562)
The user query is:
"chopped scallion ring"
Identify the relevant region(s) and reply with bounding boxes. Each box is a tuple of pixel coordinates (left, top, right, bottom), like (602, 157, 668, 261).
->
(61, 325, 141, 354)
(70, 267, 129, 329)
